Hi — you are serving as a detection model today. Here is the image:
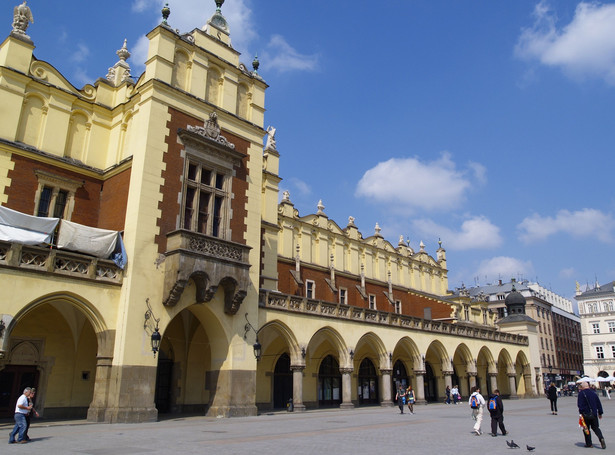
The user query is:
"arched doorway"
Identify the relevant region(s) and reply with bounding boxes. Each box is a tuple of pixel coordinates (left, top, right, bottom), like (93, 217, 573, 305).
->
(0, 365, 39, 418)
(424, 363, 437, 402)
(318, 355, 341, 407)
(273, 353, 292, 409)
(392, 360, 409, 390)
(154, 348, 174, 414)
(358, 358, 378, 405)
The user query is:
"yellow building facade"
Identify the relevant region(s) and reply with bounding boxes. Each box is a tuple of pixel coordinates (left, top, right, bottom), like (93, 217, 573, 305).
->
(0, 2, 541, 423)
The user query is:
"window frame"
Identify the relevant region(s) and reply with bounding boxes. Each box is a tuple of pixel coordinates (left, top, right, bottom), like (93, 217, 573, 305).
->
(368, 294, 376, 310)
(305, 280, 315, 299)
(33, 170, 83, 220)
(339, 287, 347, 305)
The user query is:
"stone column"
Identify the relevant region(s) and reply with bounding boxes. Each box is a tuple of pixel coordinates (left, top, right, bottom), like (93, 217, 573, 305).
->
(489, 372, 498, 394)
(380, 369, 393, 407)
(468, 372, 477, 389)
(443, 370, 453, 391)
(414, 370, 426, 404)
(291, 365, 306, 412)
(508, 373, 518, 399)
(339, 367, 354, 409)
(87, 355, 113, 422)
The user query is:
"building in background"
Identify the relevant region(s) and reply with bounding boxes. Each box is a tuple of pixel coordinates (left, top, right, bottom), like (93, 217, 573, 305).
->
(452, 279, 583, 387)
(575, 281, 615, 380)
(0, 1, 543, 423)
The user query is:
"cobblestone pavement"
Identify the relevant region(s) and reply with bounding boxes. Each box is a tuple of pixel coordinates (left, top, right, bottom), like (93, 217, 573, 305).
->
(1, 395, 613, 454)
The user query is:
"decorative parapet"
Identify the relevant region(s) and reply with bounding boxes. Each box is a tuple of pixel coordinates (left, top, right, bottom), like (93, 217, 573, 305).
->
(259, 289, 529, 346)
(0, 240, 123, 284)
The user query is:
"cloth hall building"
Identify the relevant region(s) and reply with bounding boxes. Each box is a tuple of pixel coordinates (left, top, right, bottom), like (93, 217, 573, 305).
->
(0, 2, 543, 422)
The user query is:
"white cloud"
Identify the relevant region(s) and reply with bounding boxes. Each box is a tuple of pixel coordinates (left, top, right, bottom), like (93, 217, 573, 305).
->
(517, 208, 615, 243)
(72, 67, 94, 88)
(475, 256, 534, 284)
(262, 35, 319, 72)
(355, 152, 484, 214)
(289, 177, 311, 196)
(412, 216, 502, 250)
(516, 1, 615, 85)
(71, 43, 90, 63)
(559, 267, 575, 279)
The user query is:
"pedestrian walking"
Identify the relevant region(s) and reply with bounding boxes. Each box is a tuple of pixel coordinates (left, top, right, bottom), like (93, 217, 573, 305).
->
(547, 382, 558, 415)
(451, 385, 459, 404)
(487, 389, 507, 437)
(24, 387, 39, 441)
(8, 387, 32, 444)
(469, 386, 485, 435)
(406, 385, 415, 414)
(395, 384, 406, 414)
(445, 385, 451, 404)
(578, 381, 606, 449)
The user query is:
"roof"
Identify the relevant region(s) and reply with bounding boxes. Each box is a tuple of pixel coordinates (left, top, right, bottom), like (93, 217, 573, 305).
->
(576, 281, 615, 299)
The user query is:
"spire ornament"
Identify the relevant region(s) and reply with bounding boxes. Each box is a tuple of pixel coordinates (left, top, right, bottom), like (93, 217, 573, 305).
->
(161, 3, 170, 25)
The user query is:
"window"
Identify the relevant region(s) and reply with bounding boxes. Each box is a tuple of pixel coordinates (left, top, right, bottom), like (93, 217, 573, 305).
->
(33, 170, 82, 220)
(306, 280, 315, 299)
(395, 300, 401, 314)
(550, 340, 553, 351)
(608, 321, 615, 333)
(463, 305, 470, 321)
(339, 288, 347, 305)
(368, 294, 376, 310)
(182, 160, 228, 237)
(497, 294, 505, 300)
(611, 345, 615, 358)
(540, 338, 544, 349)
(592, 323, 600, 334)
(596, 346, 604, 359)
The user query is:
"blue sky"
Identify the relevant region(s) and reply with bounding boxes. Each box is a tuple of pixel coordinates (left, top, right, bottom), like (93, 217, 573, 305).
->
(12, 0, 615, 302)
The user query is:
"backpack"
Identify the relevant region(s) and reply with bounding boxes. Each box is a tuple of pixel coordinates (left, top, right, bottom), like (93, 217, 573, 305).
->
(488, 396, 497, 411)
(470, 394, 479, 409)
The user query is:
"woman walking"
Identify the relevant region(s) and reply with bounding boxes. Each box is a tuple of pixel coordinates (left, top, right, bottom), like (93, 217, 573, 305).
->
(547, 382, 558, 415)
(406, 385, 415, 414)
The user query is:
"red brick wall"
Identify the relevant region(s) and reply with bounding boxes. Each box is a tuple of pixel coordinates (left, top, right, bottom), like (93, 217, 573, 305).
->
(98, 168, 130, 231)
(5, 154, 104, 227)
(277, 260, 452, 319)
(156, 107, 250, 253)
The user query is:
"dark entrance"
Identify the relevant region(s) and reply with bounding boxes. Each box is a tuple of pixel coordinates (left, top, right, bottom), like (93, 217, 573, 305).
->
(0, 365, 39, 418)
(392, 359, 409, 390)
(358, 358, 378, 405)
(154, 350, 173, 414)
(424, 363, 437, 402)
(273, 353, 292, 409)
(318, 355, 341, 407)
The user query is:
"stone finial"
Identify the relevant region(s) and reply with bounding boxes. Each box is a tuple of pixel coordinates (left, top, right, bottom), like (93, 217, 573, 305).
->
(347, 216, 356, 227)
(106, 39, 133, 85)
(374, 223, 383, 237)
(11, 1, 34, 41)
(252, 54, 260, 73)
(161, 3, 170, 25)
(282, 190, 291, 202)
(398, 235, 405, 246)
(316, 200, 325, 215)
(419, 240, 425, 252)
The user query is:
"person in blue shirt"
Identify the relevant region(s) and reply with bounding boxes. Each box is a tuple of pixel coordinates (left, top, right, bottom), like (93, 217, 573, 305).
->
(577, 381, 605, 449)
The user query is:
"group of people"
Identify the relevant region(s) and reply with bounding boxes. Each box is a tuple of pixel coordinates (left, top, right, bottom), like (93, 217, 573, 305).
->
(445, 385, 461, 404)
(394, 384, 416, 414)
(8, 387, 38, 444)
(394, 380, 607, 449)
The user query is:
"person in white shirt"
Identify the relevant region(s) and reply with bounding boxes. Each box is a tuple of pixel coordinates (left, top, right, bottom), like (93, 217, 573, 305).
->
(9, 387, 32, 444)
(469, 386, 486, 435)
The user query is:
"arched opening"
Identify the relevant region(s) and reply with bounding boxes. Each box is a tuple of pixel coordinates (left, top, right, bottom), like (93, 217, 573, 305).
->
(273, 353, 292, 409)
(357, 358, 378, 405)
(154, 347, 175, 414)
(424, 363, 437, 402)
(1, 298, 100, 419)
(392, 359, 409, 390)
(318, 355, 341, 407)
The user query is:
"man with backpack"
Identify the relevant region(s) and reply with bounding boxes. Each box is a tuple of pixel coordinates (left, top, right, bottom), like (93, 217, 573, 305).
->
(487, 389, 507, 437)
(469, 386, 485, 435)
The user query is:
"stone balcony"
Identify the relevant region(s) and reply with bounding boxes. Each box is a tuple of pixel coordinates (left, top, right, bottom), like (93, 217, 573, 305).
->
(259, 289, 528, 345)
(0, 240, 123, 284)
(163, 229, 251, 314)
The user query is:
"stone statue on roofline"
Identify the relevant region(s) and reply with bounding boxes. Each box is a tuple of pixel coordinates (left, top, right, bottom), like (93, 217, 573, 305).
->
(12, 1, 34, 40)
(265, 125, 277, 150)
